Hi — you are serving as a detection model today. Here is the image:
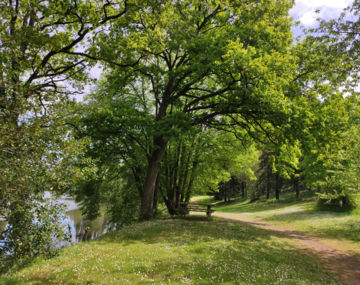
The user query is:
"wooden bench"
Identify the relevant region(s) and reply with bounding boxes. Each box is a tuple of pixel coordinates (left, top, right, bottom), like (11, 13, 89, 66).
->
(178, 202, 215, 217)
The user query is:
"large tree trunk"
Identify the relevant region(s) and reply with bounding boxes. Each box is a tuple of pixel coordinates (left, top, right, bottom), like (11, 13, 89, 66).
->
(139, 136, 167, 221)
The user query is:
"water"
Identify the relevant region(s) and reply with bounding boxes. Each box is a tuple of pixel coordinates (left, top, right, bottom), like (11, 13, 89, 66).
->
(0, 195, 109, 248)
(58, 195, 109, 244)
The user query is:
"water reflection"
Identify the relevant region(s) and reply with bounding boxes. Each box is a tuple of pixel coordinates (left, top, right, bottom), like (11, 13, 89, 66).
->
(58, 195, 109, 244)
(0, 195, 109, 248)
(64, 208, 109, 243)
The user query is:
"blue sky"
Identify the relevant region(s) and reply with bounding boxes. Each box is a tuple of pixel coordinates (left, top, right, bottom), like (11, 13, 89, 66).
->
(290, 0, 352, 26)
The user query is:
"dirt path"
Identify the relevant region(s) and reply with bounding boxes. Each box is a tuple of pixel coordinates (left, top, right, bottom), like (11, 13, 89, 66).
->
(214, 212, 360, 285)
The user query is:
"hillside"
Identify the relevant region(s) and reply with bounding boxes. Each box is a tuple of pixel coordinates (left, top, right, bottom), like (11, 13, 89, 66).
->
(1, 217, 338, 285)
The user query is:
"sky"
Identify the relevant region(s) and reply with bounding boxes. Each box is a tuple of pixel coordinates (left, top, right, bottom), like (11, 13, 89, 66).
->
(290, 0, 353, 27)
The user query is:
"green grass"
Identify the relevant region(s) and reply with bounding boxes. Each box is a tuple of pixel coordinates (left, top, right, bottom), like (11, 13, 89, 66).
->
(211, 193, 360, 253)
(1, 217, 338, 285)
(191, 195, 217, 205)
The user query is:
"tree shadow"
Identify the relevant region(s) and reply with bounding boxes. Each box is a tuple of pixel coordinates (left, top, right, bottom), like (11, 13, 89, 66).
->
(263, 210, 334, 221)
(215, 200, 303, 214)
(263, 211, 360, 243)
(97, 216, 278, 245)
(214, 192, 317, 214)
(7, 217, 340, 284)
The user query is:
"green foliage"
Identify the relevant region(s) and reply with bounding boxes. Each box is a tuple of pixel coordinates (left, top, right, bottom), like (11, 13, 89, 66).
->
(71, 163, 141, 226)
(70, 84, 148, 223)
(159, 129, 259, 213)
(87, 0, 303, 220)
(0, 0, 129, 264)
(0, 107, 78, 270)
(274, 4, 360, 205)
(271, 141, 302, 179)
(316, 0, 360, 84)
(296, 94, 360, 208)
(191, 132, 259, 194)
(106, 187, 140, 227)
(315, 119, 360, 209)
(0, 196, 70, 273)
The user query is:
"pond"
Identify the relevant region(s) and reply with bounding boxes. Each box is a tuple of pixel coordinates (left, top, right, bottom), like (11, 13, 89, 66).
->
(57, 195, 109, 244)
(0, 195, 109, 248)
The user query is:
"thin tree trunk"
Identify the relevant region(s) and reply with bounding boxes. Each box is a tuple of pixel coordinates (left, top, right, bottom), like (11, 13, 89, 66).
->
(275, 173, 281, 200)
(185, 160, 198, 202)
(241, 181, 246, 198)
(178, 142, 190, 203)
(152, 173, 160, 217)
(266, 166, 271, 199)
(173, 143, 181, 206)
(185, 138, 200, 202)
(294, 176, 300, 200)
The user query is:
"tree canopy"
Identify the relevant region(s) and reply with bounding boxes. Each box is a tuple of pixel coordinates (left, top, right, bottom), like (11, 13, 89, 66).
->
(77, 0, 301, 220)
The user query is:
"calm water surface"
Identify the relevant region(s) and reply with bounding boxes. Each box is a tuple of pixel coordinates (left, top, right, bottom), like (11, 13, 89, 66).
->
(60, 196, 109, 243)
(0, 195, 109, 247)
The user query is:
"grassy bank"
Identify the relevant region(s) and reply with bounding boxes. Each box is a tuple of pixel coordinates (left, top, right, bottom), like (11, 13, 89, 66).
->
(1, 217, 338, 284)
(204, 193, 360, 254)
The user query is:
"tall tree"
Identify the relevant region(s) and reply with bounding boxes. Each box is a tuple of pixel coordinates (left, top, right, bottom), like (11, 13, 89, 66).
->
(92, 0, 298, 220)
(283, 4, 360, 206)
(0, 0, 130, 262)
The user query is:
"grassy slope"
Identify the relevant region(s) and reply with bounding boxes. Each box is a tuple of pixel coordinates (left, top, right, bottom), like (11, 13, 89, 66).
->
(204, 193, 360, 255)
(2, 217, 338, 285)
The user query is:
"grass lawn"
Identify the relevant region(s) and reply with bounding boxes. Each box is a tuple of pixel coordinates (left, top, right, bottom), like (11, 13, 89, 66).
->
(205, 193, 360, 256)
(1, 217, 339, 285)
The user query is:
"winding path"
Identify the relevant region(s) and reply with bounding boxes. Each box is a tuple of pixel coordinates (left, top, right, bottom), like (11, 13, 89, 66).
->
(214, 212, 360, 285)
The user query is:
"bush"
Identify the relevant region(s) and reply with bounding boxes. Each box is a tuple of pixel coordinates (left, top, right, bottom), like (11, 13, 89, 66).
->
(316, 175, 356, 210)
(0, 195, 70, 273)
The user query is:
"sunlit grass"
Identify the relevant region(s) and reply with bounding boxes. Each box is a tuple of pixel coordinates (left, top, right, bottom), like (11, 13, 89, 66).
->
(1, 217, 338, 284)
(191, 195, 217, 204)
(210, 192, 360, 254)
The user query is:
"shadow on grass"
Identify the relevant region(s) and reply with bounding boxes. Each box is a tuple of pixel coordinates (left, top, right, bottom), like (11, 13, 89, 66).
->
(0, 254, 41, 282)
(215, 200, 302, 214)
(263, 209, 360, 242)
(214, 192, 318, 214)
(98, 216, 274, 246)
(0, 277, 21, 285)
(317, 223, 360, 243)
(263, 210, 334, 221)
(12, 217, 340, 285)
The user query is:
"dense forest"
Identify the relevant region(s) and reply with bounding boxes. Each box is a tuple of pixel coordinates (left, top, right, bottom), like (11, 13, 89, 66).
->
(1, 0, 360, 271)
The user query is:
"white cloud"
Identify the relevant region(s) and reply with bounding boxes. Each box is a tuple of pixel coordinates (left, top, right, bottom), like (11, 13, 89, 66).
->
(299, 11, 317, 26)
(290, 0, 353, 26)
(297, 0, 351, 8)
